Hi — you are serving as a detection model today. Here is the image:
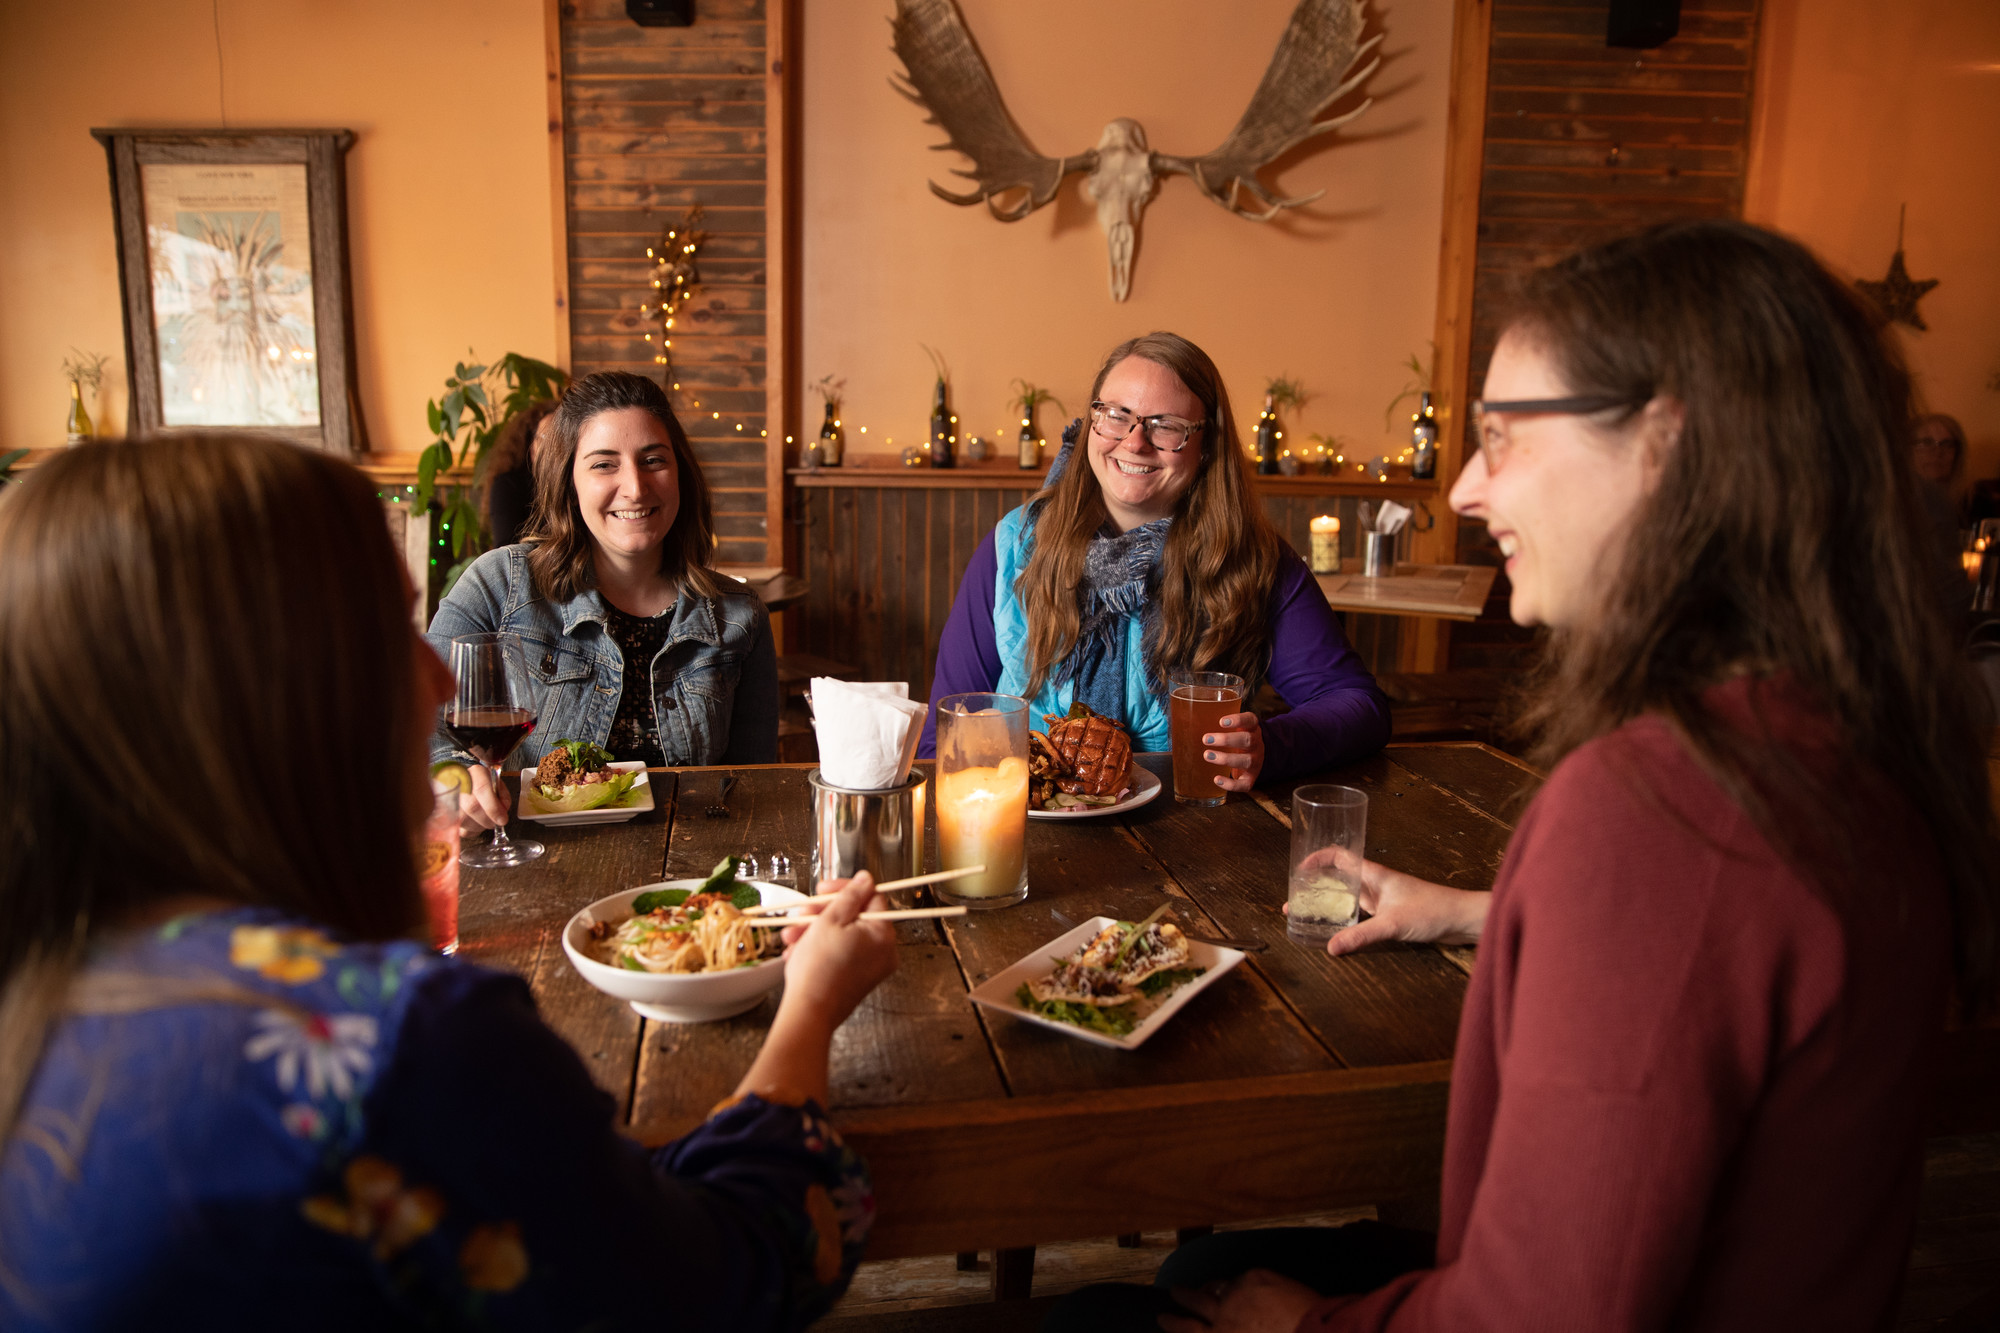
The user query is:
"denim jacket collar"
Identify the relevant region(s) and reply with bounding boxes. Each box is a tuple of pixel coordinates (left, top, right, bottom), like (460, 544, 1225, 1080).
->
(555, 580, 724, 648)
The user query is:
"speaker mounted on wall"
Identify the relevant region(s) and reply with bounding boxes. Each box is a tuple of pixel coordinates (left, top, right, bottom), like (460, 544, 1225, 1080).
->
(1607, 0, 1679, 49)
(627, 0, 694, 27)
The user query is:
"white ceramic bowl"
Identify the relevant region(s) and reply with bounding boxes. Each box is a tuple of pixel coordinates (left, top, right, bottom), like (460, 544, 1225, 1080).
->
(563, 879, 807, 1023)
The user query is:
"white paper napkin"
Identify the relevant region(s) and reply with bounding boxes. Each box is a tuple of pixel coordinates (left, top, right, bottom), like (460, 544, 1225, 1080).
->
(810, 679, 925, 790)
(1374, 500, 1412, 534)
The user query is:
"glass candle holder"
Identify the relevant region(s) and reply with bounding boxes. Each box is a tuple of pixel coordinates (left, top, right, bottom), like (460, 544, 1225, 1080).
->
(1309, 515, 1341, 574)
(933, 693, 1030, 909)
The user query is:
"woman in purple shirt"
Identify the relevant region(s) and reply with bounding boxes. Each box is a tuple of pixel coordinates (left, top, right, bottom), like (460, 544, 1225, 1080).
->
(922, 332, 1389, 789)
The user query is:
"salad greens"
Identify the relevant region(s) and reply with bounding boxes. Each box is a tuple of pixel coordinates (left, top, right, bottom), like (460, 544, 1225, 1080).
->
(629, 855, 760, 916)
(1015, 984, 1138, 1036)
(551, 739, 614, 770)
(1136, 966, 1204, 998)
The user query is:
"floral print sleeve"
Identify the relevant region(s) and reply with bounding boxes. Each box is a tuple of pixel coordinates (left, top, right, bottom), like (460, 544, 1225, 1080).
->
(0, 910, 871, 1333)
(352, 966, 873, 1332)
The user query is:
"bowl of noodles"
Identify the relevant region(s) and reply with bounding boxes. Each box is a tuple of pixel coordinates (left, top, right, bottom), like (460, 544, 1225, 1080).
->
(562, 877, 808, 1023)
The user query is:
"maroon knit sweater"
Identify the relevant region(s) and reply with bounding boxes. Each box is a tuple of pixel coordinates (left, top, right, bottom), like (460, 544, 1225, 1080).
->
(1304, 682, 1951, 1331)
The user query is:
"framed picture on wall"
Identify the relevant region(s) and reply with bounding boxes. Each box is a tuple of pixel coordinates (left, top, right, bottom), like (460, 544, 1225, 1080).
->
(91, 128, 363, 455)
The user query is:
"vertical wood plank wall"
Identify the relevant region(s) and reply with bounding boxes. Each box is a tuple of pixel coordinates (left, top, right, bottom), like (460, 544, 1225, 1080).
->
(796, 486, 1408, 702)
(558, 0, 772, 564)
(1449, 0, 1762, 669)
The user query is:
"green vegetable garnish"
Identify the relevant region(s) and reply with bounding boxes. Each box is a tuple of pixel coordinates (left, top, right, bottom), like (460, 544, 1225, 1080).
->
(1136, 966, 1205, 998)
(618, 954, 647, 972)
(1015, 984, 1138, 1036)
(630, 887, 693, 915)
(698, 855, 743, 895)
(1111, 903, 1170, 970)
(554, 739, 614, 770)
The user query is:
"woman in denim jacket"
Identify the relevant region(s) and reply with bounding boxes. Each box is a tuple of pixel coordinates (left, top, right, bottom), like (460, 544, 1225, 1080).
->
(428, 372, 777, 826)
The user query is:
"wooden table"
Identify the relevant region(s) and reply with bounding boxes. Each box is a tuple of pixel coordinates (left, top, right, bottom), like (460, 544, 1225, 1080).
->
(458, 745, 1999, 1294)
(1316, 563, 1497, 621)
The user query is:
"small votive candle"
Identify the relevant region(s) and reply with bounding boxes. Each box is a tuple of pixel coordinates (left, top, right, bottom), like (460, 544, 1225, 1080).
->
(1310, 515, 1341, 574)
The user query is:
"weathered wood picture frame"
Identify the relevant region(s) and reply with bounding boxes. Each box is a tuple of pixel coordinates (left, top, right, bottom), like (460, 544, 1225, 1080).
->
(92, 128, 363, 455)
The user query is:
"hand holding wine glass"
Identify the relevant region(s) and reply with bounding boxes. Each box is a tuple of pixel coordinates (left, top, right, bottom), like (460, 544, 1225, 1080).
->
(447, 632, 544, 868)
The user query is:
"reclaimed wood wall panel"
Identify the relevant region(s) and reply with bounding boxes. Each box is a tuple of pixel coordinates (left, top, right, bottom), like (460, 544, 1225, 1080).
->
(559, 0, 772, 564)
(795, 486, 1409, 701)
(1449, 0, 1761, 670)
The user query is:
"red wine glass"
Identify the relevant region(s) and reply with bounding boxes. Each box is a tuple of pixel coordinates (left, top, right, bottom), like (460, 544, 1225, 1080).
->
(447, 632, 545, 869)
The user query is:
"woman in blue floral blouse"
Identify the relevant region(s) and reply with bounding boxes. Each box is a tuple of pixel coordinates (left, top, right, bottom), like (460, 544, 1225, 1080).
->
(0, 435, 898, 1331)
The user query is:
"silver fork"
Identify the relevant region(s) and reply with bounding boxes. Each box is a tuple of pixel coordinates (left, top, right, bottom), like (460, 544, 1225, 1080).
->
(704, 774, 736, 818)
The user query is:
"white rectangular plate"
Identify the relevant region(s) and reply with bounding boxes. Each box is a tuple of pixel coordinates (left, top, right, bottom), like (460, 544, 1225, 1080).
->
(517, 761, 655, 826)
(966, 915, 1245, 1051)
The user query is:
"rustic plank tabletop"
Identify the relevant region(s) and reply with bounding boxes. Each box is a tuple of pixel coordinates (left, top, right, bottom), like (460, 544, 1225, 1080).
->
(1314, 563, 1498, 620)
(455, 741, 1998, 1272)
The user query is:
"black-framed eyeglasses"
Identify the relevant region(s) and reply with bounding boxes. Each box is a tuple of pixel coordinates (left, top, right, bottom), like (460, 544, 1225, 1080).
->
(1471, 394, 1644, 471)
(1089, 401, 1205, 453)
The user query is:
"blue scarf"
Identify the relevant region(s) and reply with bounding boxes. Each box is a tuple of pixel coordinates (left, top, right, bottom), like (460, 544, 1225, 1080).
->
(1039, 419, 1170, 723)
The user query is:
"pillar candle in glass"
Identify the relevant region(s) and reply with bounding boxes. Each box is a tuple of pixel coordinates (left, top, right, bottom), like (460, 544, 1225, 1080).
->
(933, 693, 1030, 909)
(1309, 515, 1341, 574)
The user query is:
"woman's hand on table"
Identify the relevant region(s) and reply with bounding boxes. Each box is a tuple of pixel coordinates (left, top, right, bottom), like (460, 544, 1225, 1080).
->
(460, 762, 511, 833)
(1162, 1269, 1322, 1333)
(1204, 712, 1266, 792)
(1298, 848, 1489, 956)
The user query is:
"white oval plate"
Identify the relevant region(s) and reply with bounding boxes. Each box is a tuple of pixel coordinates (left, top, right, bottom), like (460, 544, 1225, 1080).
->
(1027, 766, 1163, 821)
(563, 878, 806, 1023)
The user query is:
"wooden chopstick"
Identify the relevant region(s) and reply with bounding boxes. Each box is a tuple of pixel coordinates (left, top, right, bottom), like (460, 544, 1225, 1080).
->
(748, 905, 968, 927)
(740, 864, 987, 915)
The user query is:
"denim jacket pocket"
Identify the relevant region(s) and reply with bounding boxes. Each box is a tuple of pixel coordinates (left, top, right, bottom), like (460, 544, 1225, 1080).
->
(521, 633, 600, 750)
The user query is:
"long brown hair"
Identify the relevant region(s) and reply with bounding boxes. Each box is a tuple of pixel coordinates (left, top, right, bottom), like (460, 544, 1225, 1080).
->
(1018, 332, 1284, 696)
(525, 371, 722, 603)
(1504, 220, 1999, 1014)
(0, 435, 428, 1143)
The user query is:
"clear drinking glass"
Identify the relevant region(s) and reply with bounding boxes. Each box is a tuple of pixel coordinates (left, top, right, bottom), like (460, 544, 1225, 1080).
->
(934, 693, 1030, 909)
(419, 778, 462, 953)
(446, 632, 544, 869)
(1288, 784, 1368, 940)
(1168, 669, 1247, 806)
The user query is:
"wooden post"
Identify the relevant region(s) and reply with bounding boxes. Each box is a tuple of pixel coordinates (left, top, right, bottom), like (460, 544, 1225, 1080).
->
(542, 0, 571, 374)
(766, 0, 802, 590)
(1411, 0, 1494, 673)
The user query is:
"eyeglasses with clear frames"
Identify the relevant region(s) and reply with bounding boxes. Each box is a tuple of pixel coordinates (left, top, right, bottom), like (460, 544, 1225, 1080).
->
(1089, 401, 1205, 453)
(1470, 394, 1642, 472)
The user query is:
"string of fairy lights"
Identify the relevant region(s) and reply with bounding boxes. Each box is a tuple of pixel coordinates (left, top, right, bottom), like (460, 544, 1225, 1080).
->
(374, 202, 1418, 526)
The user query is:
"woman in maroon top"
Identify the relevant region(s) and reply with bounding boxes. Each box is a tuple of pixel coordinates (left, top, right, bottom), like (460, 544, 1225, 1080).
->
(1048, 222, 2000, 1332)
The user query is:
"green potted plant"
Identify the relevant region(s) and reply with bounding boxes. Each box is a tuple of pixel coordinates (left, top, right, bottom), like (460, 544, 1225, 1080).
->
(412, 351, 566, 595)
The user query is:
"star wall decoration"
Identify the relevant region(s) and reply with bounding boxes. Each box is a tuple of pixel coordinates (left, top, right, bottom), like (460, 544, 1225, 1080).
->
(1855, 206, 1939, 332)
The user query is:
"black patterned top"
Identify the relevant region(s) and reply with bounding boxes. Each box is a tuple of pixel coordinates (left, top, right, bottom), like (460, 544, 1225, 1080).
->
(603, 604, 671, 766)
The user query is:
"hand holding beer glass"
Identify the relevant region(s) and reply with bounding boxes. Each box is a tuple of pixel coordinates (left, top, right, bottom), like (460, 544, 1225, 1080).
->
(1168, 669, 1247, 805)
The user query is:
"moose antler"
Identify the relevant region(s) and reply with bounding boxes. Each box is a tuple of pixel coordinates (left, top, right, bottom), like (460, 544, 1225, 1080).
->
(889, 0, 1096, 220)
(1153, 0, 1382, 220)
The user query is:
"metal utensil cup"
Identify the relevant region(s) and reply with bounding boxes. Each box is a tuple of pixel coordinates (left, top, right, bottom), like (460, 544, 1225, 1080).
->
(807, 768, 928, 891)
(1362, 531, 1395, 577)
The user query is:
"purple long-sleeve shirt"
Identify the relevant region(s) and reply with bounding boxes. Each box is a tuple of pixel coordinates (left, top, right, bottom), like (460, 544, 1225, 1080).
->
(919, 530, 1391, 784)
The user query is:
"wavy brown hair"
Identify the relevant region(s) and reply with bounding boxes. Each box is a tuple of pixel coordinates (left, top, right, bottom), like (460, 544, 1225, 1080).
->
(1018, 332, 1285, 697)
(1503, 220, 1999, 1015)
(0, 435, 427, 1146)
(525, 371, 722, 603)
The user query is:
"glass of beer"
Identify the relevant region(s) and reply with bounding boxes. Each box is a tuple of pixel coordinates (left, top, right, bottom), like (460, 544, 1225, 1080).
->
(1168, 669, 1246, 806)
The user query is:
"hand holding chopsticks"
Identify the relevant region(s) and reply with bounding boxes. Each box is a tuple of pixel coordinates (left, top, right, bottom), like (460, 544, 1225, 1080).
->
(739, 864, 987, 918)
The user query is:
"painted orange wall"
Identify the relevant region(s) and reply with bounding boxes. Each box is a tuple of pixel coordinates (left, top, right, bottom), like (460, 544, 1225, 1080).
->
(0, 0, 559, 454)
(800, 0, 1455, 470)
(1747, 0, 2000, 489)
